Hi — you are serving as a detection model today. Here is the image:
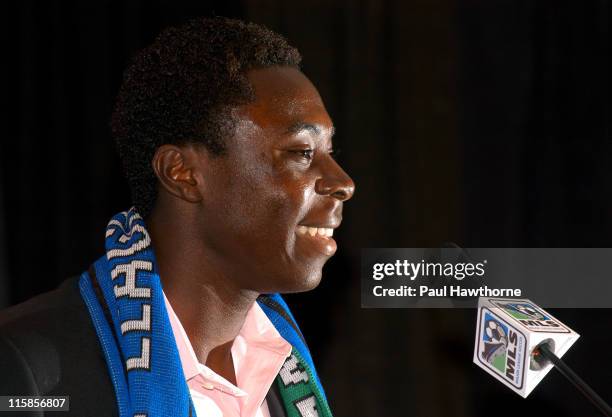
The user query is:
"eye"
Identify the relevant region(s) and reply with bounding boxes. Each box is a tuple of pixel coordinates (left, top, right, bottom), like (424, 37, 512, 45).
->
(290, 149, 314, 161)
(328, 148, 340, 159)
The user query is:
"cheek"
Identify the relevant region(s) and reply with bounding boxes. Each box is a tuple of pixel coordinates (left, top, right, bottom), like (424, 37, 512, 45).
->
(217, 164, 311, 245)
(242, 177, 311, 241)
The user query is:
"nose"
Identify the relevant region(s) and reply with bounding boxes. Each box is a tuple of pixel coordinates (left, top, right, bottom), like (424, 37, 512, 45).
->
(314, 158, 355, 202)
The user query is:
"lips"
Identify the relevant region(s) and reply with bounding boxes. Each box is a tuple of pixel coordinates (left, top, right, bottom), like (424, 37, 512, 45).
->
(295, 222, 338, 257)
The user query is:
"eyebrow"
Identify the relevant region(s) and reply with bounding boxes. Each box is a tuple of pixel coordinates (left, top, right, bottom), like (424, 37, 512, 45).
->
(286, 122, 335, 137)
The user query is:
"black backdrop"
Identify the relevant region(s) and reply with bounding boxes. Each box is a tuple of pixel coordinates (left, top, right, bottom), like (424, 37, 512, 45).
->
(0, 1, 610, 416)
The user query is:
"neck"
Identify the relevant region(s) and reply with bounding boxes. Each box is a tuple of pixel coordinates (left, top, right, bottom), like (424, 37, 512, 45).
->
(146, 201, 258, 380)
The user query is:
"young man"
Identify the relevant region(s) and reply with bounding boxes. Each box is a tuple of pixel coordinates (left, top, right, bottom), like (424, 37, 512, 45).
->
(0, 17, 354, 417)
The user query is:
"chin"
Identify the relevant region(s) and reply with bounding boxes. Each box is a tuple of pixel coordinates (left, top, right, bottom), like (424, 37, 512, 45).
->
(262, 267, 323, 294)
(288, 269, 323, 293)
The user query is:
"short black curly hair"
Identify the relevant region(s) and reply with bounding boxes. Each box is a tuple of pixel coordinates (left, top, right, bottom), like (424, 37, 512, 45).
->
(111, 17, 302, 217)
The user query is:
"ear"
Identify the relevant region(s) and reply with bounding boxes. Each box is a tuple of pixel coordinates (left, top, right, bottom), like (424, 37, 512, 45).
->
(152, 144, 203, 203)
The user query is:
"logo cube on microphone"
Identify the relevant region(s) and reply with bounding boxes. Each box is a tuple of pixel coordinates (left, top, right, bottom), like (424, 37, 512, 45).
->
(473, 297, 580, 397)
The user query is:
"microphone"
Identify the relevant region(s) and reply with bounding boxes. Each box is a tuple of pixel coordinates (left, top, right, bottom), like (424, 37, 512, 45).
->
(473, 297, 612, 416)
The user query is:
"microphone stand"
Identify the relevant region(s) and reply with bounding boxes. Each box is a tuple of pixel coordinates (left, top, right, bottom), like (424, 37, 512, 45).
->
(536, 344, 612, 417)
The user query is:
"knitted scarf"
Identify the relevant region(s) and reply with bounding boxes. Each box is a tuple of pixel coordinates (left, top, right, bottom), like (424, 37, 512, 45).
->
(78, 208, 332, 417)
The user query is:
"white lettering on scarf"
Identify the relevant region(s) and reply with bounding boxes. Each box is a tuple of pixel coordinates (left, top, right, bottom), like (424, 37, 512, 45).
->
(295, 395, 319, 417)
(112, 260, 152, 299)
(279, 354, 309, 386)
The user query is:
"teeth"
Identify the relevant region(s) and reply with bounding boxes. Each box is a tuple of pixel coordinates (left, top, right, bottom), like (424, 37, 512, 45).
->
(296, 226, 334, 238)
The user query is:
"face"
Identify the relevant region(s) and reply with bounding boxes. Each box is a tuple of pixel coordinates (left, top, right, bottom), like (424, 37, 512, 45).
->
(195, 66, 355, 293)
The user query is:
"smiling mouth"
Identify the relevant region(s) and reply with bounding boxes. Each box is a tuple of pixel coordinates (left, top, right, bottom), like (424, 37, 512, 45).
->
(296, 225, 334, 238)
(295, 225, 338, 257)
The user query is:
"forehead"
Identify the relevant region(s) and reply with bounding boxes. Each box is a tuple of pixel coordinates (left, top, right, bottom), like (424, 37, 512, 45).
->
(242, 67, 332, 130)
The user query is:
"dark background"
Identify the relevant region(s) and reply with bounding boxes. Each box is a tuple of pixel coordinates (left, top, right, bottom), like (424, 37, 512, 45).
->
(0, 1, 610, 416)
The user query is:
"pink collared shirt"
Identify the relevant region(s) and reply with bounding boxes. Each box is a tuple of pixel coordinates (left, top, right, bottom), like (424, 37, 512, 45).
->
(163, 293, 292, 417)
